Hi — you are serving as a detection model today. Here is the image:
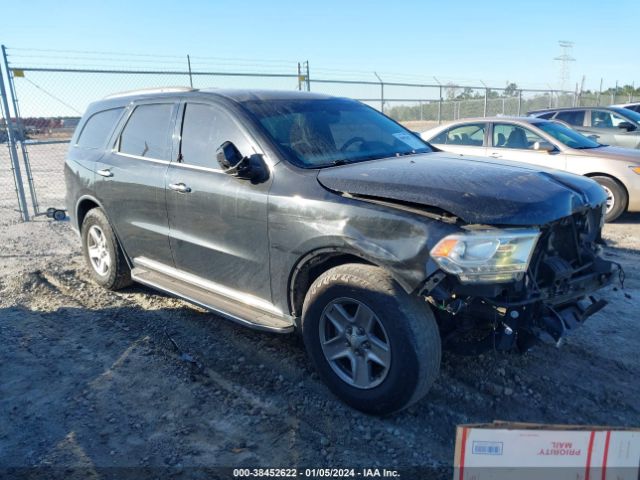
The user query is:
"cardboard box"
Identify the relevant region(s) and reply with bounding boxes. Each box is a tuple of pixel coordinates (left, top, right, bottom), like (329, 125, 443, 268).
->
(453, 422, 640, 480)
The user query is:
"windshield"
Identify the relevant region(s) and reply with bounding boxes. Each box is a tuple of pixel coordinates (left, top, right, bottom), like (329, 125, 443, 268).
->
(241, 98, 432, 168)
(536, 120, 601, 149)
(611, 106, 640, 124)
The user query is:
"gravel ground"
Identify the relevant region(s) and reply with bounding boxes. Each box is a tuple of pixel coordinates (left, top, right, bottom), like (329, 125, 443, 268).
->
(1, 147, 639, 478)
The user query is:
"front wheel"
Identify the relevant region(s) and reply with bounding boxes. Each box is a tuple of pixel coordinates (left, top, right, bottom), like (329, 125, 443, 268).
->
(592, 176, 627, 222)
(302, 264, 441, 415)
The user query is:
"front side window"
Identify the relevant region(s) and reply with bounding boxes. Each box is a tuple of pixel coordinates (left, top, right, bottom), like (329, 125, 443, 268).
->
(76, 108, 123, 149)
(554, 110, 585, 126)
(536, 121, 600, 149)
(180, 103, 253, 168)
(119, 103, 174, 160)
(591, 110, 629, 129)
(240, 98, 431, 168)
(438, 123, 486, 146)
(493, 123, 544, 149)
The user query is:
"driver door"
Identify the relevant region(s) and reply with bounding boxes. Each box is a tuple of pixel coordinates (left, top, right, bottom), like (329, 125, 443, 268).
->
(165, 101, 273, 302)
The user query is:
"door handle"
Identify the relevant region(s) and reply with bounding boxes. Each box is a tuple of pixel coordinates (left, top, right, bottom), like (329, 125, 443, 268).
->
(169, 182, 192, 193)
(489, 153, 502, 158)
(97, 168, 113, 177)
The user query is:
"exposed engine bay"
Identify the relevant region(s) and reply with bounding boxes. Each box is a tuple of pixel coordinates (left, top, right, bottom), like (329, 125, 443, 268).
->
(422, 206, 622, 353)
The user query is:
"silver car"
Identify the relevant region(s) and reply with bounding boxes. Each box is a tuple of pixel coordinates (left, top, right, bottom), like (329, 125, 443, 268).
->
(422, 116, 640, 221)
(528, 106, 640, 149)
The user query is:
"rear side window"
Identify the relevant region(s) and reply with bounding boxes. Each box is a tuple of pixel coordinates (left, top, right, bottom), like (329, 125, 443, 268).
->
(439, 123, 486, 146)
(76, 108, 123, 149)
(554, 110, 584, 126)
(119, 103, 174, 160)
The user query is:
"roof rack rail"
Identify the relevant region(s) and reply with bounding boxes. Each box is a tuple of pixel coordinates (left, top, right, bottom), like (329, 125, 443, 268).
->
(103, 86, 197, 99)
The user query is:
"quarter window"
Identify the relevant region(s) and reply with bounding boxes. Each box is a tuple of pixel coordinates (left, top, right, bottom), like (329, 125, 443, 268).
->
(180, 103, 253, 168)
(76, 108, 123, 149)
(119, 103, 174, 160)
(493, 124, 544, 149)
(554, 110, 584, 126)
(438, 123, 486, 146)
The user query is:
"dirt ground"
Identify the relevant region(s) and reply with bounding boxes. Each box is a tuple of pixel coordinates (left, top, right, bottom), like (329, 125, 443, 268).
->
(1, 145, 639, 478)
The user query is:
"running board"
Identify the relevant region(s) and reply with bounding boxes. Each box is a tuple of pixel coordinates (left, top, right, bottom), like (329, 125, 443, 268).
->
(131, 267, 294, 333)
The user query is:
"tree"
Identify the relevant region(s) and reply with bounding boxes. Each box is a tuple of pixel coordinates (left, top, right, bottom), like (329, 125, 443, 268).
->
(504, 82, 519, 96)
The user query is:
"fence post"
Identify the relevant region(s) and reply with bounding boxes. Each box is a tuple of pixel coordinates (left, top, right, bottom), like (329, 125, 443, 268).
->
(434, 77, 442, 124)
(186, 54, 193, 88)
(0, 55, 29, 221)
(305, 61, 310, 92)
(2, 44, 39, 215)
(517, 90, 522, 115)
(597, 78, 602, 106)
(374, 72, 384, 113)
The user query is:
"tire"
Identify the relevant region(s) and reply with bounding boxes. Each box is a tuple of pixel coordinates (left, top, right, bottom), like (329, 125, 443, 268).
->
(301, 263, 441, 415)
(592, 176, 627, 222)
(81, 208, 132, 290)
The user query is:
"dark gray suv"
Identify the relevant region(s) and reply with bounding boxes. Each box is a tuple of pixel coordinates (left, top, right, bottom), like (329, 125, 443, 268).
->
(65, 88, 618, 414)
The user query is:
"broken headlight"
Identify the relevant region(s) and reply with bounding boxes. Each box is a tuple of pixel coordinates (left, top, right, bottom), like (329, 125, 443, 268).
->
(430, 229, 540, 283)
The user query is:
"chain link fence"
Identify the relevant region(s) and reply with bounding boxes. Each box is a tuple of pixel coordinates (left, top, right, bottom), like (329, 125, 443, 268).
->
(1, 45, 637, 221)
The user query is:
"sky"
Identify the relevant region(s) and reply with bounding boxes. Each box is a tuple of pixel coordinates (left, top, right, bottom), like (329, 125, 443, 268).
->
(1, 0, 639, 116)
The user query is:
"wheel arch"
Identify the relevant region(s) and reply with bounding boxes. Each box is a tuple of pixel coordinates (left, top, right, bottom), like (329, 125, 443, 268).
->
(76, 195, 104, 231)
(75, 195, 133, 268)
(288, 247, 413, 318)
(584, 172, 629, 207)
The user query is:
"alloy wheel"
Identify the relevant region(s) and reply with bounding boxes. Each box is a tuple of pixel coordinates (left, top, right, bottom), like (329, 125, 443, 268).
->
(87, 225, 111, 276)
(319, 297, 391, 389)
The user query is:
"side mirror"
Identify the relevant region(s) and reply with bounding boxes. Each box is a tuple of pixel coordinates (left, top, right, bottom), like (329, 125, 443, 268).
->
(617, 121, 636, 132)
(533, 141, 555, 152)
(216, 141, 244, 170)
(216, 141, 268, 183)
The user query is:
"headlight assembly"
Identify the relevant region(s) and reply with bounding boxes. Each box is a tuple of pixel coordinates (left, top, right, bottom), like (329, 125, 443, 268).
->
(430, 229, 540, 284)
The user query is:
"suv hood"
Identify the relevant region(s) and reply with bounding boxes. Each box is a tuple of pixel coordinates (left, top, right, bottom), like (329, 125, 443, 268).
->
(317, 153, 606, 226)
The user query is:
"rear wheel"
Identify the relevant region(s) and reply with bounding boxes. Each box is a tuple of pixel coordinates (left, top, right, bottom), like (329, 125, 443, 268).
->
(81, 208, 132, 290)
(302, 264, 441, 415)
(592, 176, 627, 222)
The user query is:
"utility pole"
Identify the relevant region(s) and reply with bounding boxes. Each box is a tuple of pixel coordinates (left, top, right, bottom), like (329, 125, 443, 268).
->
(554, 40, 575, 92)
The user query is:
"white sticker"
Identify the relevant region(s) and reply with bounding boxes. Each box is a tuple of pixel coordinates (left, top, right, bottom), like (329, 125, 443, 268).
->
(393, 131, 425, 150)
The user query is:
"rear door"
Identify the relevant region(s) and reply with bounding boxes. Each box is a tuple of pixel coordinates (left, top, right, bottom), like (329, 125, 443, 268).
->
(95, 101, 178, 264)
(486, 122, 566, 170)
(427, 122, 488, 156)
(165, 101, 273, 302)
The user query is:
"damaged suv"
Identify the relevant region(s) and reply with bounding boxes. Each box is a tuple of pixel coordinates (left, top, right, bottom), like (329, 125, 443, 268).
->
(65, 89, 619, 414)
